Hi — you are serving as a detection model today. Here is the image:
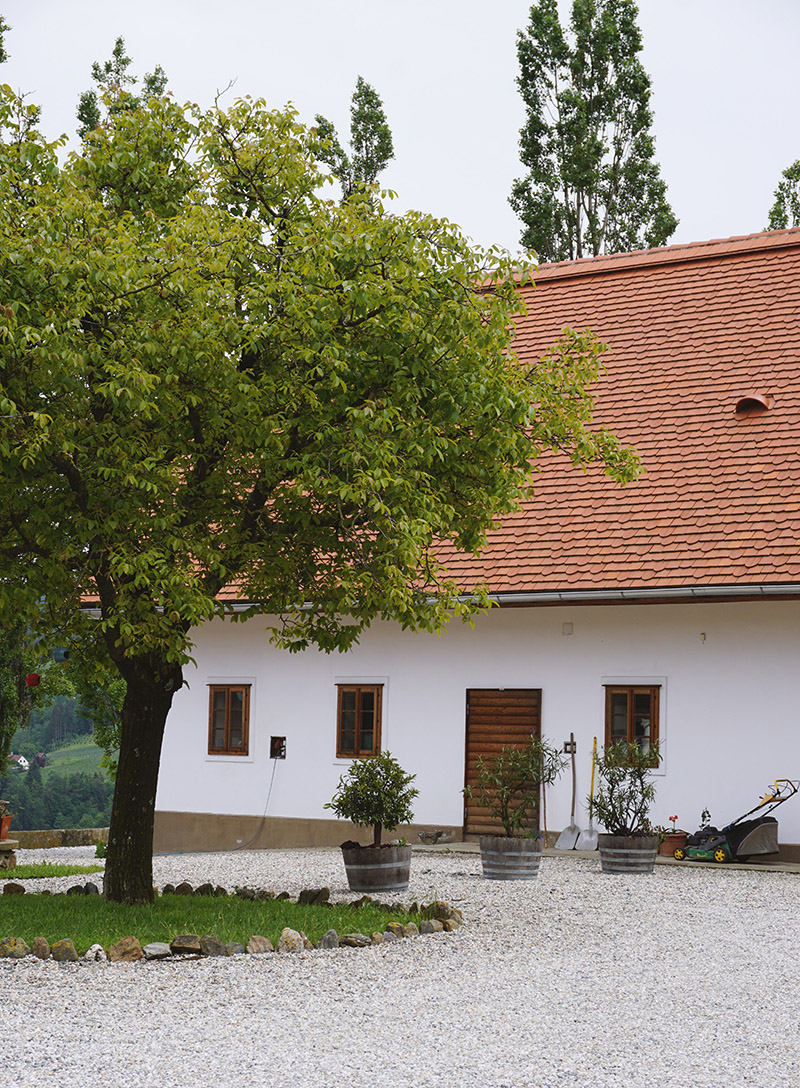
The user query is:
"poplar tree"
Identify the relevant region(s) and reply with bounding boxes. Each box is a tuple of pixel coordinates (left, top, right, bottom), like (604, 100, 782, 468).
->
(766, 160, 800, 230)
(315, 76, 394, 197)
(0, 14, 9, 64)
(510, 0, 677, 262)
(0, 15, 40, 136)
(77, 36, 167, 139)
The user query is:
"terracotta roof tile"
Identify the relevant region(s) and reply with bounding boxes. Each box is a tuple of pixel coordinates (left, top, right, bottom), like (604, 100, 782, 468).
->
(437, 229, 800, 596)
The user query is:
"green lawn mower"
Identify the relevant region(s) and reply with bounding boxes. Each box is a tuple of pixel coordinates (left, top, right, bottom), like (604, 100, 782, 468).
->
(674, 779, 799, 863)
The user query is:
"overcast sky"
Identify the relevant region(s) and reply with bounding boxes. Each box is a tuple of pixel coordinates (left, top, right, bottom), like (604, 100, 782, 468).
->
(3, 1, 799, 255)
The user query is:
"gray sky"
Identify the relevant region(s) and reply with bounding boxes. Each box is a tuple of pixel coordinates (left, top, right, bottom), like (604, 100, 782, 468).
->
(3, 1, 799, 254)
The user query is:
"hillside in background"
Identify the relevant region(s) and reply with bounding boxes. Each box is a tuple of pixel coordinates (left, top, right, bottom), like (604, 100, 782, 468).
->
(40, 736, 106, 782)
(1, 698, 115, 831)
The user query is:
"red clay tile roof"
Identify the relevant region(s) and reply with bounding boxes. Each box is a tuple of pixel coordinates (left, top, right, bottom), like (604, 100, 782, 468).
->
(439, 228, 800, 598)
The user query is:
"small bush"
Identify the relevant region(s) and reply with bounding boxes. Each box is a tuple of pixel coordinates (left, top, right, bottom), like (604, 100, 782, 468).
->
(325, 751, 418, 846)
(591, 740, 659, 836)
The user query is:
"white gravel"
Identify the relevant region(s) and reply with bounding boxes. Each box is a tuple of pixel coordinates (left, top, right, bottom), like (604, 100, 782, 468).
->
(2, 846, 800, 1087)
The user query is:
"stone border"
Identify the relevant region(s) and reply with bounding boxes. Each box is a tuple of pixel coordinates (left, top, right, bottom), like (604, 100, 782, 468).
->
(0, 880, 464, 963)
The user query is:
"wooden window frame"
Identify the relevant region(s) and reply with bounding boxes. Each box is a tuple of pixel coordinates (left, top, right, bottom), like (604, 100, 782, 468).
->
(208, 684, 250, 756)
(336, 684, 382, 759)
(604, 685, 660, 762)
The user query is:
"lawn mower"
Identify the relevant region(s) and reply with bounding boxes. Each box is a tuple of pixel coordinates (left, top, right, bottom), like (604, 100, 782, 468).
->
(673, 779, 799, 863)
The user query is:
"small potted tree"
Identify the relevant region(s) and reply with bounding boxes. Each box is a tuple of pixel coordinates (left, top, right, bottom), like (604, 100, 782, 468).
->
(464, 736, 567, 880)
(325, 751, 419, 893)
(591, 740, 660, 873)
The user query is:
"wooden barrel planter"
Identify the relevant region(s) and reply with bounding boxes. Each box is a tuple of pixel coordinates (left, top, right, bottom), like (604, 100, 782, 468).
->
(479, 835, 542, 880)
(598, 834, 659, 874)
(341, 844, 412, 893)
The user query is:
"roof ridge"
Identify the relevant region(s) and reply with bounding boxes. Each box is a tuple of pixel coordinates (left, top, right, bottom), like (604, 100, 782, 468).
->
(530, 227, 800, 282)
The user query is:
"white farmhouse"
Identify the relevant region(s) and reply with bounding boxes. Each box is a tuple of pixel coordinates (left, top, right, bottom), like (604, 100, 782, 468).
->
(155, 228, 800, 859)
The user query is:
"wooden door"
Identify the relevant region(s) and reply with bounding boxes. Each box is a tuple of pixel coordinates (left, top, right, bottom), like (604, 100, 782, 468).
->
(463, 688, 542, 836)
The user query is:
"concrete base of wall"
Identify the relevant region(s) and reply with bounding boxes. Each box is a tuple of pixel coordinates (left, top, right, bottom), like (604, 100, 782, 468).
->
(152, 812, 800, 862)
(153, 811, 464, 854)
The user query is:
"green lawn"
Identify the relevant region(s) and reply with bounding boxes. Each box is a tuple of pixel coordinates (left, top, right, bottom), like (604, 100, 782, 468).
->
(0, 893, 426, 954)
(5, 863, 104, 880)
(41, 736, 107, 781)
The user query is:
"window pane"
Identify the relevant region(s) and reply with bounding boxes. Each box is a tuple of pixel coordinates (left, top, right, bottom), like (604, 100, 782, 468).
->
(341, 691, 356, 713)
(610, 692, 628, 741)
(212, 692, 227, 748)
(230, 692, 242, 732)
(633, 691, 652, 752)
(359, 696, 374, 753)
(341, 707, 356, 752)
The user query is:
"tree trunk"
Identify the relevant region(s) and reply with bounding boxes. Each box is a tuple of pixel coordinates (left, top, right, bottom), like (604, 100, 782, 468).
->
(103, 659, 182, 904)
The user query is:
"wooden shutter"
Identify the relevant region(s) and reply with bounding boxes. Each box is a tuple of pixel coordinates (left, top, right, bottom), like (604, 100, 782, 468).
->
(463, 689, 542, 836)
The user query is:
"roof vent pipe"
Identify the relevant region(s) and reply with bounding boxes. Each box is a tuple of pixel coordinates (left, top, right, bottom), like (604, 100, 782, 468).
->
(735, 393, 772, 414)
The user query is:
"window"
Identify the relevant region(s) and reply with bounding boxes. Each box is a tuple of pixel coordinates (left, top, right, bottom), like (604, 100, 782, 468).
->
(208, 685, 250, 755)
(336, 684, 382, 758)
(604, 685, 659, 758)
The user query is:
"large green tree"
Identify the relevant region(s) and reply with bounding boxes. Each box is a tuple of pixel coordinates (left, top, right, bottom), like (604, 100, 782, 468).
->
(315, 75, 394, 198)
(0, 17, 34, 765)
(0, 622, 34, 764)
(766, 160, 800, 230)
(510, 0, 677, 262)
(0, 83, 637, 903)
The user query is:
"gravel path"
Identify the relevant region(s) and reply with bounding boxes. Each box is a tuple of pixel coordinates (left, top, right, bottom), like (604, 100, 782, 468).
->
(2, 846, 799, 1087)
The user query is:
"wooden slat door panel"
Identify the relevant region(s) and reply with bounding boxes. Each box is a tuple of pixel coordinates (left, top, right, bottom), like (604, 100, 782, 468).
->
(463, 688, 542, 836)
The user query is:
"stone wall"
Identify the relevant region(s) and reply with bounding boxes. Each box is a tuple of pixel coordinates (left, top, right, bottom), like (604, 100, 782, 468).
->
(12, 828, 109, 849)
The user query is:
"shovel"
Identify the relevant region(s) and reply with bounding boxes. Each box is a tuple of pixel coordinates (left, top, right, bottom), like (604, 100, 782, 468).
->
(555, 731, 581, 850)
(576, 737, 599, 851)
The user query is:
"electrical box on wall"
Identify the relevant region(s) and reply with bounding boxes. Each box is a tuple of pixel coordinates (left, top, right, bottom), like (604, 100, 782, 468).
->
(270, 736, 286, 759)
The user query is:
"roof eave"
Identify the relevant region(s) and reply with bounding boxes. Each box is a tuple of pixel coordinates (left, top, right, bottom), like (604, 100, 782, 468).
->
(486, 583, 800, 606)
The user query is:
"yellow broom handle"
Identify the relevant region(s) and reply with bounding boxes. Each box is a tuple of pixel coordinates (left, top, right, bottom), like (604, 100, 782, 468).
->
(589, 737, 597, 818)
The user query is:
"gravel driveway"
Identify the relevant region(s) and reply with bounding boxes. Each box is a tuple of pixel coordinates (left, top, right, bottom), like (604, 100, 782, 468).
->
(1, 845, 799, 1087)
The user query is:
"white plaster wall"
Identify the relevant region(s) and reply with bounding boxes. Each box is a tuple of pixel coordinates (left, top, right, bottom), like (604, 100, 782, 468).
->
(156, 600, 800, 843)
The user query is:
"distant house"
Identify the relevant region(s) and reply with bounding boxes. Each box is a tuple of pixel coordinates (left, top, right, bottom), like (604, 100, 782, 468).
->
(155, 228, 800, 859)
(7, 753, 29, 772)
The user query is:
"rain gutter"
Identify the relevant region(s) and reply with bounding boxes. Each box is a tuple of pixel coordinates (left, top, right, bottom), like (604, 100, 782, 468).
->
(486, 583, 800, 605)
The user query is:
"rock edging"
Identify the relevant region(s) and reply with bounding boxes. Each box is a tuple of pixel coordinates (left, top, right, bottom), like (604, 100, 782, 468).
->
(0, 880, 463, 964)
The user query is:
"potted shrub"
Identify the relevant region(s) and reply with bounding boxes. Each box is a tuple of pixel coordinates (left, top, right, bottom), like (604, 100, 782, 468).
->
(0, 799, 11, 841)
(657, 814, 689, 857)
(464, 736, 567, 880)
(325, 751, 419, 893)
(591, 740, 660, 873)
